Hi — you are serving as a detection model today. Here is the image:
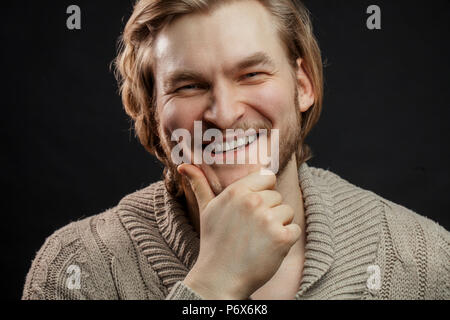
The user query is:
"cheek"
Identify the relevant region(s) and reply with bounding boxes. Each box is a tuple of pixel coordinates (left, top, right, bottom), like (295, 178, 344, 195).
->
(159, 100, 201, 135)
(250, 82, 293, 124)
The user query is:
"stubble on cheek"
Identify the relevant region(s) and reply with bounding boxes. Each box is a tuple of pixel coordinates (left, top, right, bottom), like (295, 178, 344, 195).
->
(275, 86, 303, 176)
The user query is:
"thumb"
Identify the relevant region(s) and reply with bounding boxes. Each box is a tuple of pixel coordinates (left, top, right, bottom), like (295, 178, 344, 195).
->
(177, 164, 215, 212)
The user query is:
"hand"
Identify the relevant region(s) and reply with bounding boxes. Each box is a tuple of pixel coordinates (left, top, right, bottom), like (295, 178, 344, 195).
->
(178, 164, 302, 300)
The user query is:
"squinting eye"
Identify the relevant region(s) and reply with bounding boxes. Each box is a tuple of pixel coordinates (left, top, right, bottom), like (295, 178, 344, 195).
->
(176, 84, 203, 92)
(175, 83, 208, 92)
(244, 72, 261, 79)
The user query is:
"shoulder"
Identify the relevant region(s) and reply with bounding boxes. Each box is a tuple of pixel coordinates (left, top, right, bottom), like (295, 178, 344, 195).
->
(308, 165, 386, 229)
(308, 165, 449, 299)
(22, 182, 168, 300)
(381, 196, 447, 247)
(379, 198, 450, 299)
(309, 165, 449, 254)
(22, 209, 117, 299)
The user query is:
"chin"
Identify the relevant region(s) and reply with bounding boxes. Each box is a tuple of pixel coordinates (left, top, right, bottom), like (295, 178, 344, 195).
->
(200, 163, 264, 195)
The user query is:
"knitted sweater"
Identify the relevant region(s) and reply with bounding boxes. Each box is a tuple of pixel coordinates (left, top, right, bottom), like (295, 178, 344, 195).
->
(22, 163, 450, 300)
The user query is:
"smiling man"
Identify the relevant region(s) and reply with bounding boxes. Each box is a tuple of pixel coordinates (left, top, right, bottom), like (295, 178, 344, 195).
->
(23, 0, 449, 300)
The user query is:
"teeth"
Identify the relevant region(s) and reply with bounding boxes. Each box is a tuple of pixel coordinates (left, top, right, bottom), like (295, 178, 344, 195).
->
(213, 134, 258, 153)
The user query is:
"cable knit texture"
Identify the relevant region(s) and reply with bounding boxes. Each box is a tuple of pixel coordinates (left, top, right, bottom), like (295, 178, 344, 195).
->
(22, 163, 450, 300)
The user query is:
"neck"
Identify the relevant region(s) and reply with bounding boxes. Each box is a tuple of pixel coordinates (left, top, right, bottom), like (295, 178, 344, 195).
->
(275, 155, 306, 230)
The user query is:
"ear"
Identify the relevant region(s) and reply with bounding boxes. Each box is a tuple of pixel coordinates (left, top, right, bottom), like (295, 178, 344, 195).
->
(295, 58, 315, 112)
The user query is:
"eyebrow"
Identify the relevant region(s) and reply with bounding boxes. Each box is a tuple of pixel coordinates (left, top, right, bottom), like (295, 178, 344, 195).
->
(162, 51, 276, 93)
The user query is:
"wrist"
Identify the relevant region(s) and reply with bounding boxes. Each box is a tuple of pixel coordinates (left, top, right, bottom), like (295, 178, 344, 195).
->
(184, 269, 246, 300)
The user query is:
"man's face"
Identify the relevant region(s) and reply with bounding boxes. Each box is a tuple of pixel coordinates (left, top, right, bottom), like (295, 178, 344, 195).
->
(152, 0, 306, 195)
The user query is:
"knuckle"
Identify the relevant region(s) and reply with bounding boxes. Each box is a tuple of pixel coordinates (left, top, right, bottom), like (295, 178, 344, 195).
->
(243, 193, 262, 210)
(267, 191, 282, 205)
(274, 228, 292, 246)
(281, 204, 294, 217)
(226, 185, 240, 198)
(274, 192, 283, 203)
(287, 205, 294, 217)
(261, 211, 274, 227)
(293, 225, 301, 239)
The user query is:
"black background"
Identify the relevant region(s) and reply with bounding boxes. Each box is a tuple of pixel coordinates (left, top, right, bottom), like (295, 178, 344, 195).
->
(1, 0, 449, 300)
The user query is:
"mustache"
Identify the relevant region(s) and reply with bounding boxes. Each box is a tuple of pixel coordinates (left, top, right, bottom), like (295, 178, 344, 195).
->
(202, 119, 273, 136)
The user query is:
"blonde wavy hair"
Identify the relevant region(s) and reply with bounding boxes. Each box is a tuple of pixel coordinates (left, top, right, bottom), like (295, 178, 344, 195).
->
(114, 0, 323, 197)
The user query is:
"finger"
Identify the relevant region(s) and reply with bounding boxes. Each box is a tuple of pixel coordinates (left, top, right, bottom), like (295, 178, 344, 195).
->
(178, 164, 215, 212)
(257, 190, 283, 208)
(283, 223, 302, 245)
(267, 204, 295, 226)
(235, 168, 276, 192)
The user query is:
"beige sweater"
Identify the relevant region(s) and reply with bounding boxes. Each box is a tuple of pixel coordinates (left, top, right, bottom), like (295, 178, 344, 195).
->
(22, 163, 450, 300)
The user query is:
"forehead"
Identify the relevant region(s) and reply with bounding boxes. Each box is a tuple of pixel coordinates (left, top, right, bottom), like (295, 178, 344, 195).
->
(152, 0, 286, 79)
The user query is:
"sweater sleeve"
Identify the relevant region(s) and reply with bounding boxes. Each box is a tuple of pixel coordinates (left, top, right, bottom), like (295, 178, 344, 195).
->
(375, 199, 450, 300)
(22, 222, 115, 300)
(436, 224, 450, 300)
(165, 281, 204, 300)
(22, 211, 203, 300)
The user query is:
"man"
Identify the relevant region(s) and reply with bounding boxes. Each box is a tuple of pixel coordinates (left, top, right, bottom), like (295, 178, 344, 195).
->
(23, 0, 449, 300)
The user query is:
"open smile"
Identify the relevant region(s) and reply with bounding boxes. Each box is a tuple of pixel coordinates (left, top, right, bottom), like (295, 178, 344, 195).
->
(202, 133, 261, 155)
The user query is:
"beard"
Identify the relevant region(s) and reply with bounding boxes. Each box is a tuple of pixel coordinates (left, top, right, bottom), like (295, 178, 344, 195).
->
(275, 86, 302, 177)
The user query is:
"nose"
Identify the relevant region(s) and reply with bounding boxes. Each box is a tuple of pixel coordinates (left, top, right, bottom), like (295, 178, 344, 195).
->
(203, 80, 245, 129)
